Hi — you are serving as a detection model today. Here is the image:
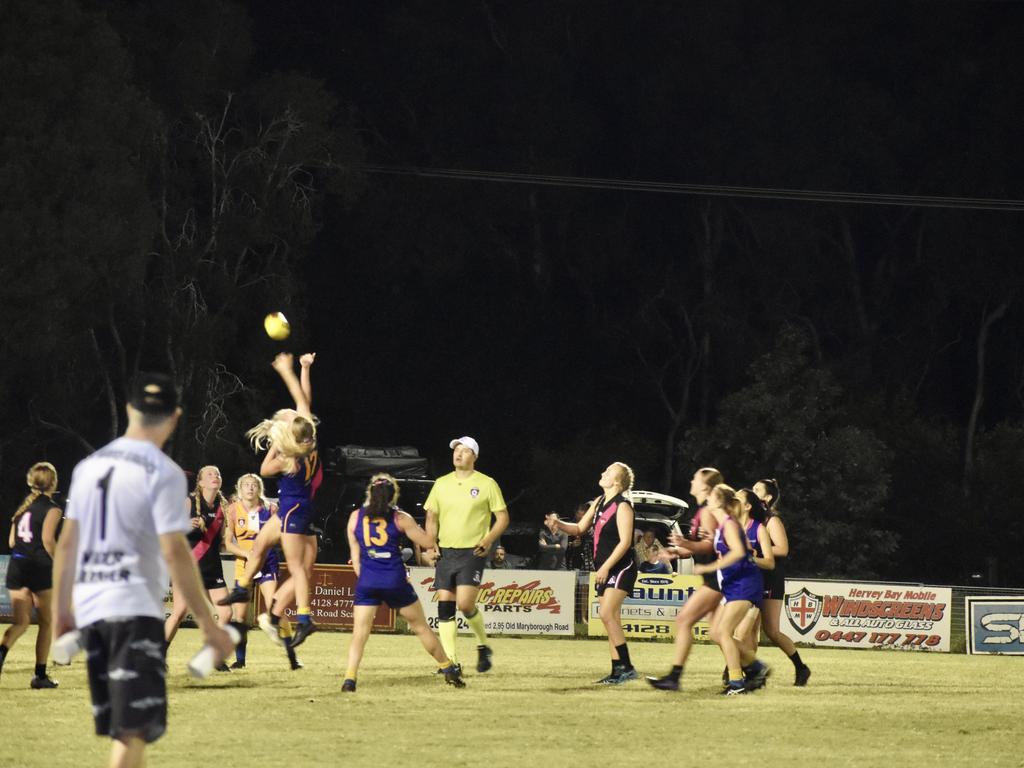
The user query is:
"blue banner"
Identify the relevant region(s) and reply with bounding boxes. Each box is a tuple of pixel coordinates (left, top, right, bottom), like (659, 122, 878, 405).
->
(966, 596, 1024, 655)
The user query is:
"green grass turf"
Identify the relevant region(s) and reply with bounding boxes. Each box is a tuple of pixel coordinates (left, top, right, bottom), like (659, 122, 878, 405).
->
(1, 624, 1021, 767)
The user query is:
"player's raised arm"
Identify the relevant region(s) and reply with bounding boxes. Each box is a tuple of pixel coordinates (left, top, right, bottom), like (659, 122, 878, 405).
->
(271, 353, 312, 421)
(555, 497, 598, 536)
(299, 353, 316, 409)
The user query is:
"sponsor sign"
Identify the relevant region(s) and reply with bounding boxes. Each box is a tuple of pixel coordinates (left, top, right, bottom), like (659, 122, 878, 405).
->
(966, 597, 1024, 655)
(586, 572, 708, 640)
(0, 556, 11, 619)
(781, 580, 952, 652)
(261, 564, 395, 630)
(408, 567, 575, 635)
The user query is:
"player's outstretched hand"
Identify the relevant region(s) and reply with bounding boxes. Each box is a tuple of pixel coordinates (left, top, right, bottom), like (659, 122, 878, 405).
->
(299, 352, 316, 368)
(272, 352, 294, 374)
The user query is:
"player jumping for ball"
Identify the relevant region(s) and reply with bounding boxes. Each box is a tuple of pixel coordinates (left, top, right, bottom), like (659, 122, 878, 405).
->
(221, 352, 321, 649)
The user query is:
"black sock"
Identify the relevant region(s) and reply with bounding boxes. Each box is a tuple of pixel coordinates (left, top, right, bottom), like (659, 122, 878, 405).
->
(270, 612, 281, 626)
(615, 643, 632, 669)
(286, 644, 299, 666)
(0, 644, 7, 671)
(34, 663, 46, 678)
(789, 650, 805, 669)
(669, 665, 683, 682)
(235, 639, 247, 664)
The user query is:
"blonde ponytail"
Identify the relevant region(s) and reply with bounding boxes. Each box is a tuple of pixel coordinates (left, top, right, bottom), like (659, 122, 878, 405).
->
(14, 462, 58, 520)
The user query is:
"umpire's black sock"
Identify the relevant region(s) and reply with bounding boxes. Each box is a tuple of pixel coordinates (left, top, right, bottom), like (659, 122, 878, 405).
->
(669, 665, 683, 682)
(615, 643, 633, 670)
(34, 663, 46, 679)
(789, 650, 806, 669)
(0, 643, 8, 672)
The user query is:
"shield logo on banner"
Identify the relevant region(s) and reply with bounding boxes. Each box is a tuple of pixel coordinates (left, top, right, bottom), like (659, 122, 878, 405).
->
(785, 587, 822, 634)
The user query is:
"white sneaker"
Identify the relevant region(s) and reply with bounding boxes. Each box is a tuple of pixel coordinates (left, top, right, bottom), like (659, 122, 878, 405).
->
(258, 613, 284, 647)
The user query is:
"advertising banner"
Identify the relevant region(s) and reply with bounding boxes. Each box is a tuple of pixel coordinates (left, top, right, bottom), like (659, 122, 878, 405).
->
(586, 572, 708, 640)
(781, 580, 952, 652)
(260, 564, 395, 630)
(408, 566, 575, 635)
(966, 597, 1024, 655)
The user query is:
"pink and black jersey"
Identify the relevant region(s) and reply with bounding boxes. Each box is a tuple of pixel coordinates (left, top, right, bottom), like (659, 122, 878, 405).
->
(689, 504, 721, 592)
(592, 494, 635, 572)
(12, 496, 59, 563)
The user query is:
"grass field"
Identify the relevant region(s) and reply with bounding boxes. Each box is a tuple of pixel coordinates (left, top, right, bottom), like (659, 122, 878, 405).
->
(1, 624, 1021, 768)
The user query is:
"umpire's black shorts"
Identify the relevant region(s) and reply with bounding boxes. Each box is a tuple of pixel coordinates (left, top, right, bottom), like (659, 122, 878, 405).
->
(82, 616, 168, 744)
(434, 547, 487, 592)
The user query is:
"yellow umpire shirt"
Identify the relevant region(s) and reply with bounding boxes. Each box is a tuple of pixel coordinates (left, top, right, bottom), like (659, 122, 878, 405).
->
(425, 470, 507, 549)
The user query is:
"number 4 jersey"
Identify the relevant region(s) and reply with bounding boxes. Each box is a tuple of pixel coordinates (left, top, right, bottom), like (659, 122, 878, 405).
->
(66, 437, 190, 627)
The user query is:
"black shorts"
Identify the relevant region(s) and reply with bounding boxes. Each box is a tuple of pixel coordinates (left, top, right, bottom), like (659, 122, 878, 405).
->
(702, 571, 722, 593)
(82, 616, 167, 744)
(200, 566, 226, 591)
(5, 556, 52, 592)
(434, 548, 486, 592)
(595, 559, 637, 597)
(764, 562, 786, 601)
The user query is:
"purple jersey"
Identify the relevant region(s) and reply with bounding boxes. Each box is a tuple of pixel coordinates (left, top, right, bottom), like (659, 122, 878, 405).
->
(355, 507, 407, 590)
(714, 518, 763, 604)
(278, 450, 322, 535)
(745, 518, 763, 558)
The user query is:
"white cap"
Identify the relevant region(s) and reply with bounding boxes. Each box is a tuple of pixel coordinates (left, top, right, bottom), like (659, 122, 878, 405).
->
(449, 436, 480, 456)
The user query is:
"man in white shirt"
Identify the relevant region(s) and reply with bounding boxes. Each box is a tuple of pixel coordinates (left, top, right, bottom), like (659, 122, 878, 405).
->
(52, 373, 235, 768)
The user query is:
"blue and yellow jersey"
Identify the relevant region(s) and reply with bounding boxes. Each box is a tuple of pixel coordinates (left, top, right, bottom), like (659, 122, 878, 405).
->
(278, 450, 322, 512)
(355, 507, 407, 590)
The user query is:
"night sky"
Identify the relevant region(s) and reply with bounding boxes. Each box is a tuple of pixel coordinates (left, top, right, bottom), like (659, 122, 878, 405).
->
(3, 1, 1023, 583)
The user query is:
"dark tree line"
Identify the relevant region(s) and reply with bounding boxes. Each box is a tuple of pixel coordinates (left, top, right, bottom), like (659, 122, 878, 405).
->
(2, 1, 1022, 586)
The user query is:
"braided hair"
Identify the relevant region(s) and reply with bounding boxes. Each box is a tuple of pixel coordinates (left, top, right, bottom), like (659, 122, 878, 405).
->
(14, 462, 58, 520)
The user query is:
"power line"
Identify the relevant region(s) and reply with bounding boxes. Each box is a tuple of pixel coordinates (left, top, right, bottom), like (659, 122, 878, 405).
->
(357, 164, 1024, 212)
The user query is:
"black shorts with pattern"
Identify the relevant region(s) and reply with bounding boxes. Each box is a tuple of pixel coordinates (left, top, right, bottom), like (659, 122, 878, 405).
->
(434, 548, 487, 592)
(82, 616, 168, 744)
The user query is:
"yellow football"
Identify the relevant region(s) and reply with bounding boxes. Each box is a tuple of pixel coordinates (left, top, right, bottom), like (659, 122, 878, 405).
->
(263, 312, 291, 341)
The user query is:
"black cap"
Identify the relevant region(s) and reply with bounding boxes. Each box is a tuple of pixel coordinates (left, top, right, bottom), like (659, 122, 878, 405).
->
(128, 372, 179, 415)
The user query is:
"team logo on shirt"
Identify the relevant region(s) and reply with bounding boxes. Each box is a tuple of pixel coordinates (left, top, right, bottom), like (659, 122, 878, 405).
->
(470, 488, 480, 497)
(785, 587, 822, 634)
